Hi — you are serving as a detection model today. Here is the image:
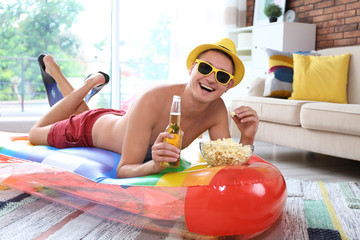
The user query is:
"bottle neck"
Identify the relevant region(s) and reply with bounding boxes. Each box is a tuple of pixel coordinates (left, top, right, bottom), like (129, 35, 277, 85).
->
(170, 96, 181, 125)
(171, 100, 180, 113)
(169, 112, 180, 125)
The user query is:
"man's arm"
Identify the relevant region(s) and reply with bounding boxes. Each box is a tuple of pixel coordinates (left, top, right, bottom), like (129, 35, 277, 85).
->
(117, 132, 180, 178)
(207, 102, 232, 141)
(201, 100, 259, 146)
(116, 91, 179, 178)
(231, 106, 259, 145)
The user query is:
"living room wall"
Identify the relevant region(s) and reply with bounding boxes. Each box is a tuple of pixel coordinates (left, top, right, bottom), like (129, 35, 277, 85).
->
(246, 0, 360, 50)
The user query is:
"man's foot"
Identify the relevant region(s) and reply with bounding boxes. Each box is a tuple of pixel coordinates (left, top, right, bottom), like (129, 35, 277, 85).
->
(38, 54, 110, 106)
(84, 71, 110, 102)
(38, 54, 63, 106)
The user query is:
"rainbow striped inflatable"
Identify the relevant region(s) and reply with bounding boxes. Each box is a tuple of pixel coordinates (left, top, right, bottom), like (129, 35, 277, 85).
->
(0, 132, 286, 238)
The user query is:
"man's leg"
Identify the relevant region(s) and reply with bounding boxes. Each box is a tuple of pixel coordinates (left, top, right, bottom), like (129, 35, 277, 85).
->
(28, 72, 107, 146)
(43, 55, 90, 114)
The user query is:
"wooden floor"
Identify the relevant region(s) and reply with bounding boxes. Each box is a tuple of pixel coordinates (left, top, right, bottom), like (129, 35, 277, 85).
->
(253, 141, 360, 182)
(182, 138, 360, 183)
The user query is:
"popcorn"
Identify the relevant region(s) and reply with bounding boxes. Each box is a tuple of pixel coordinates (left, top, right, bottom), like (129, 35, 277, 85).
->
(200, 138, 252, 166)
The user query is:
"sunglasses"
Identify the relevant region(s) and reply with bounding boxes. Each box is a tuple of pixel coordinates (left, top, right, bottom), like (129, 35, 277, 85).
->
(195, 59, 234, 85)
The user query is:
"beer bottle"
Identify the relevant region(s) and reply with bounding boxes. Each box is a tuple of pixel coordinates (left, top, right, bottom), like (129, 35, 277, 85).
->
(161, 95, 183, 168)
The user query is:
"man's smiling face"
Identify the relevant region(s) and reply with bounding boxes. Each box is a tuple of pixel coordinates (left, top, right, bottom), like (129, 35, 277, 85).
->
(188, 50, 234, 103)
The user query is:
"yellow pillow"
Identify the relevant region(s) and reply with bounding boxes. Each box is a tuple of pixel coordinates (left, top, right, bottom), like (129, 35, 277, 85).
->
(289, 53, 351, 103)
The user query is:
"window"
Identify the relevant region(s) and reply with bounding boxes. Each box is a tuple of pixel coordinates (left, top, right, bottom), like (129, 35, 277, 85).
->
(0, 0, 241, 118)
(112, 0, 173, 110)
(0, 0, 112, 116)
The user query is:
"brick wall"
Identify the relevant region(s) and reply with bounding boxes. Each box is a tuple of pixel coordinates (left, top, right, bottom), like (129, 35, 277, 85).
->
(246, 0, 360, 49)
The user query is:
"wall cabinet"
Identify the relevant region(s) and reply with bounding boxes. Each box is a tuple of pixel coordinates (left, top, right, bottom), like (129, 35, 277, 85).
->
(228, 22, 316, 92)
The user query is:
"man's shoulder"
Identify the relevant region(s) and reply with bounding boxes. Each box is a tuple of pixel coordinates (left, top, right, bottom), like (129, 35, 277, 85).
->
(208, 97, 226, 110)
(135, 84, 184, 109)
(149, 83, 186, 93)
(205, 98, 228, 119)
(141, 83, 185, 99)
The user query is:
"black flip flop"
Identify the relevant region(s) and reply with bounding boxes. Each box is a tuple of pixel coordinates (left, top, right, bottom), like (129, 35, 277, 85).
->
(84, 71, 110, 102)
(38, 54, 63, 106)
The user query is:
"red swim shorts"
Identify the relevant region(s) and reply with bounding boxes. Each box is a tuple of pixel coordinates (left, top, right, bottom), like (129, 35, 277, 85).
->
(47, 108, 126, 149)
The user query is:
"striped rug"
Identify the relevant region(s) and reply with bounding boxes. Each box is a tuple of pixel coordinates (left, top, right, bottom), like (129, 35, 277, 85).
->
(254, 179, 360, 240)
(0, 179, 359, 240)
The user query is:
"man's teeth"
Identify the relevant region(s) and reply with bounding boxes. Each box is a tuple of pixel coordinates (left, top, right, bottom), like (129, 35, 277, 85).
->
(200, 84, 214, 92)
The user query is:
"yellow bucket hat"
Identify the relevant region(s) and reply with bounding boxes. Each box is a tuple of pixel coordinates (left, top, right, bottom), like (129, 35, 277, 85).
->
(186, 38, 245, 88)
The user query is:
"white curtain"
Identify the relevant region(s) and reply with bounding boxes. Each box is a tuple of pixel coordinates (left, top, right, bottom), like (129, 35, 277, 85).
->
(168, 0, 246, 83)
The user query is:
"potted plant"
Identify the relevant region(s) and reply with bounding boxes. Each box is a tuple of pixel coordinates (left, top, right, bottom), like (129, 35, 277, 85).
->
(264, 3, 283, 23)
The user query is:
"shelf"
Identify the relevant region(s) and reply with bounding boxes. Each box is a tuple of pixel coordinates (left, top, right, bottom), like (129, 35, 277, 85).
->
(229, 26, 253, 34)
(238, 55, 251, 61)
(236, 49, 251, 57)
(230, 22, 316, 62)
(236, 47, 251, 51)
(229, 22, 317, 85)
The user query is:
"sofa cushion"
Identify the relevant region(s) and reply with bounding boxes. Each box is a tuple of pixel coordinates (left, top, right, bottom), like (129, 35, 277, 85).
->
(289, 53, 351, 103)
(263, 49, 316, 98)
(231, 96, 310, 126)
(317, 46, 360, 104)
(263, 49, 293, 98)
(301, 102, 360, 136)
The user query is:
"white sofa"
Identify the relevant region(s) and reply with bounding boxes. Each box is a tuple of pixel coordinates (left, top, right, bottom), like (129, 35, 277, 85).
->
(231, 45, 360, 161)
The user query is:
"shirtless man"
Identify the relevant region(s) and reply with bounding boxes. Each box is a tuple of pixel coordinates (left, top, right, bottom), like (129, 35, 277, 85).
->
(28, 38, 259, 179)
